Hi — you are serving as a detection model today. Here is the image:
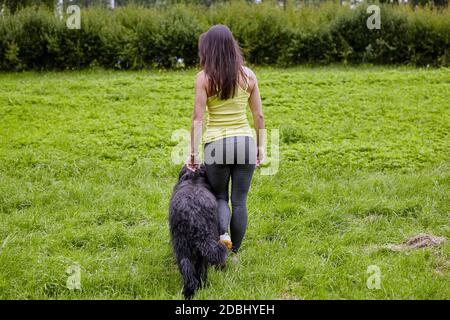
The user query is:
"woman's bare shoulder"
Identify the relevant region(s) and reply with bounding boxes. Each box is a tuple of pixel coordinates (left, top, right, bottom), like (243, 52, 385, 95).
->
(242, 66, 257, 91)
(195, 70, 208, 88)
(243, 66, 257, 80)
(196, 70, 207, 81)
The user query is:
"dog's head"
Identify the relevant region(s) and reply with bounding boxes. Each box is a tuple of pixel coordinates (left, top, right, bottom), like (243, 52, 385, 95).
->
(177, 164, 206, 183)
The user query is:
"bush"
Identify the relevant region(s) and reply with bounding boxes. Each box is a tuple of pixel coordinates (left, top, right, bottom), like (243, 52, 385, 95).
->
(136, 6, 204, 68)
(0, 7, 62, 70)
(0, 1, 448, 71)
(209, 2, 293, 65)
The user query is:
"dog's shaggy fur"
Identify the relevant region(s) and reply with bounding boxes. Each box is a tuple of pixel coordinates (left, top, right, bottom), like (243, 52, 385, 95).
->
(169, 165, 227, 299)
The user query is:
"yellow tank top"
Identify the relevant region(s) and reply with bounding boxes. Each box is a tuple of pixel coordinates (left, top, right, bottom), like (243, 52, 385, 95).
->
(204, 83, 254, 144)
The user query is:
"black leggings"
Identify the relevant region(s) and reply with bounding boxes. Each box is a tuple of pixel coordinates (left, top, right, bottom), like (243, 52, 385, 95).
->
(204, 136, 256, 253)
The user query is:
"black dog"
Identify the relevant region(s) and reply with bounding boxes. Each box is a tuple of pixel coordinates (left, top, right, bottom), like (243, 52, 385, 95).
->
(169, 165, 227, 299)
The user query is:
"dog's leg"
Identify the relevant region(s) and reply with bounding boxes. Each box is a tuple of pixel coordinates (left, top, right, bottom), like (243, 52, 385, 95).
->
(179, 257, 199, 300)
(196, 239, 227, 266)
(201, 256, 208, 286)
(195, 255, 208, 288)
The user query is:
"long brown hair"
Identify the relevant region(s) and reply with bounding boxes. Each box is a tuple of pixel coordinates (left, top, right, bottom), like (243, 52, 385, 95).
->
(198, 24, 246, 100)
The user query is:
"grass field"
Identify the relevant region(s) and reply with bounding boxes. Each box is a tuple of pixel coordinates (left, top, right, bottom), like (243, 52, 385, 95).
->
(0, 66, 449, 299)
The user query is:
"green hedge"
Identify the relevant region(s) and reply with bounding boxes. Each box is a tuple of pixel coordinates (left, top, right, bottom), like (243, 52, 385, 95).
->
(0, 2, 449, 70)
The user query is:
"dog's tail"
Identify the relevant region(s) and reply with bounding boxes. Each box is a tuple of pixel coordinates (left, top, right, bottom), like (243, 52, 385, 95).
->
(179, 258, 198, 300)
(196, 239, 227, 266)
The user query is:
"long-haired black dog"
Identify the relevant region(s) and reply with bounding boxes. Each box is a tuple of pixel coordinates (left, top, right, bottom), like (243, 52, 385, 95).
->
(169, 165, 227, 299)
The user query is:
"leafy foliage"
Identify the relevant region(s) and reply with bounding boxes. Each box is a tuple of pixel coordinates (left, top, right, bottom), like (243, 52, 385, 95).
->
(0, 2, 449, 69)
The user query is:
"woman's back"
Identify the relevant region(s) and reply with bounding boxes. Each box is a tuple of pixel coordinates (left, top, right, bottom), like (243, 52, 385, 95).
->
(205, 78, 253, 143)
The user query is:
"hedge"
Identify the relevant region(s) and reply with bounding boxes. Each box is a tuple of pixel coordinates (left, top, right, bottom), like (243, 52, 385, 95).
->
(0, 1, 448, 70)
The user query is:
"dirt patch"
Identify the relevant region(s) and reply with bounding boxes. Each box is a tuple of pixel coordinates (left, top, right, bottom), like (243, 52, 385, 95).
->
(387, 234, 447, 252)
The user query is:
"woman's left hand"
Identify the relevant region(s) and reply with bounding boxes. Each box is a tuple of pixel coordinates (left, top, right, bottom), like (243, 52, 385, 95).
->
(256, 147, 265, 167)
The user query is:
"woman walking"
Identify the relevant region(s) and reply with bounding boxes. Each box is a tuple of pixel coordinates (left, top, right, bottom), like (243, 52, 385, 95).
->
(186, 25, 265, 255)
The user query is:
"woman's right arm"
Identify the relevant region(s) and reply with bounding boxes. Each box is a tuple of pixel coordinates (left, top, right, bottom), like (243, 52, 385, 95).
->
(187, 71, 207, 171)
(246, 68, 265, 166)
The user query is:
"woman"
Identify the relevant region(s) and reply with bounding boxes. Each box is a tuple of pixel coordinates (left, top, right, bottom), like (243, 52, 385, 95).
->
(187, 25, 265, 255)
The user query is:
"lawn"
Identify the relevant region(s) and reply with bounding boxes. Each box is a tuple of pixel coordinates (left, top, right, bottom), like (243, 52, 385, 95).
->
(0, 66, 449, 299)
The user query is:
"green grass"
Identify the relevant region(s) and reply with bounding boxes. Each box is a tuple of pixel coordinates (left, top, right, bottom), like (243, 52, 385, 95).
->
(0, 66, 449, 299)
